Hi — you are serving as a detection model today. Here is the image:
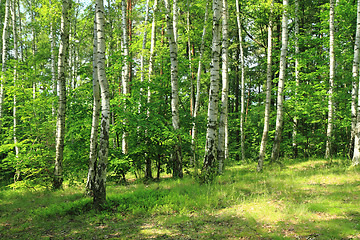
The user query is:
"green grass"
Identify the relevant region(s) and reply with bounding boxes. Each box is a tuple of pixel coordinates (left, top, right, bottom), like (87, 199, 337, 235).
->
(1, 159, 360, 239)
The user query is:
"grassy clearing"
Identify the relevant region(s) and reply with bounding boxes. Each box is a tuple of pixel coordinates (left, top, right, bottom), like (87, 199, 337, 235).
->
(1, 159, 360, 239)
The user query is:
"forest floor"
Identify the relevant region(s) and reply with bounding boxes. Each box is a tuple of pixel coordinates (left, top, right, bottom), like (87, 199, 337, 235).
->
(1, 159, 360, 239)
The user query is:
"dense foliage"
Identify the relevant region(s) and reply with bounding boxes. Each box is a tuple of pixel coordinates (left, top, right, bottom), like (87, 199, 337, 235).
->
(0, 0, 358, 188)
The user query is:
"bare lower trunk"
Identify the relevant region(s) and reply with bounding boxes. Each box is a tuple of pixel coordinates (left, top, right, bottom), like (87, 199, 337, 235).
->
(352, 0, 360, 165)
(203, 0, 221, 179)
(325, 0, 335, 159)
(93, 0, 110, 209)
(54, 0, 71, 190)
(218, 0, 228, 174)
(164, 0, 182, 178)
(270, 0, 289, 163)
(257, 0, 273, 171)
(86, 17, 100, 194)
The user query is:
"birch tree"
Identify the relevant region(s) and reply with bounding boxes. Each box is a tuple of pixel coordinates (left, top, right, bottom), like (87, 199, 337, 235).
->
(270, 0, 289, 162)
(325, 0, 335, 159)
(218, 0, 228, 174)
(203, 0, 221, 178)
(93, 0, 110, 208)
(258, 0, 273, 171)
(144, 0, 158, 179)
(54, 0, 71, 189)
(352, 0, 360, 165)
(12, 0, 20, 181)
(191, 3, 208, 166)
(292, 0, 300, 158)
(236, 0, 246, 162)
(121, 0, 130, 155)
(164, 0, 182, 178)
(1, 0, 10, 132)
(86, 17, 100, 194)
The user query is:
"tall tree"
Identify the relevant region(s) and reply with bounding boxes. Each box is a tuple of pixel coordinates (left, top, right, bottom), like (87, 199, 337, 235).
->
(54, 0, 71, 189)
(270, 0, 289, 162)
(236, 0, 246, 162)
(292, 0, 300, 158)
(12, 0, 20, 181)
(50, 0, 57, 116)
(258, 0, 274, 171)
(93, 0, 110, 208)
(218, 0, 228, 174)
(164, 0, 182, 178)
(121, 0, 130, 155)
(191, 3, 208, 166)
(203, 0, 221, 178)
(352, 0, 360, 165)
(144, 0, 158, 179)
(1, 0, 10, 132)
(325, 0, 335, 159)
(86, 16, 100, 194)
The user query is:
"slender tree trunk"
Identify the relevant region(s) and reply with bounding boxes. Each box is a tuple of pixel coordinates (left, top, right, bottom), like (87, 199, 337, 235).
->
(218, 0, 228, 174)
(203, 0, 221, 178)
(12, 0, 20, 182)
(164, 0, 182, 178)
(270, 0, 289, 162)
(191, 3, 208, 166)
(86, 17, 100, 194)
(258, 0, 274, 171)
(325, 0, 335, 159)
(54, 0, 71, 190)
(141, 0, 152, 180)
(121, 0, 129, 155)
(236, 0, 246, 162)
(93, 0, 110, 209)
(292, 0, 300, 159)
(172, 0, 178, 44)
(140, 0, 149, 84)
(50, 0, 57, 116)
(0, 0, 10, 132)
(352, 0, 360, 165)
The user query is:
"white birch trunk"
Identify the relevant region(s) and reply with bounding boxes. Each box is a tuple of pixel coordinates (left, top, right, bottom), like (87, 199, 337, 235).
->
(86, 17, 100, 193)
(218, 0, 228, 174)
(257, 0, 274, 171)
(121, 0, 129, 155)
(270, 0, 289, 162)
(94, 0, 110, 208)
(54, 0, 70, 189)
(1, 0, 10, 132)
(140, 0, 149, 84)
(172, 0, 178, 44)
(12, 0, 20, 181)
(325, 0, 335, 159)
(164, 0, 182, 178)
(292, 0, 300, 158)
(236, 0, 246, 162)
(203, 0, 221, 177)
(191, 3, 208, 166)
(352, 0, 360, 165)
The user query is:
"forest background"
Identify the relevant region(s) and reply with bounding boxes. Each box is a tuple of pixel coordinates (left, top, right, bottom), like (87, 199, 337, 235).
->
(0, 0, 360, 203)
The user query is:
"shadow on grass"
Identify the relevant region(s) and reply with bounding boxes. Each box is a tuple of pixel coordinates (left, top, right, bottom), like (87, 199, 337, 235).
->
(1, 159, 360, 239)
